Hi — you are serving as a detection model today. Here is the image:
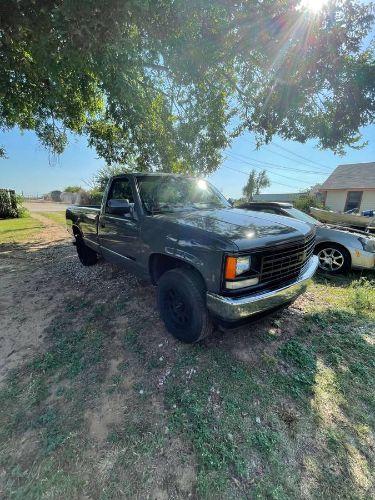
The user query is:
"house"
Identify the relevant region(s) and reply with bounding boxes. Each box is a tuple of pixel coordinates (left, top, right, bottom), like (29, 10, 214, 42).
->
(252, 192, 308, 203)
(319, 162, 375, 213)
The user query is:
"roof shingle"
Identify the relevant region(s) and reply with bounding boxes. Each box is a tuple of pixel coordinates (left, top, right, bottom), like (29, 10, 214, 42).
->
(321, 162, 375, 190)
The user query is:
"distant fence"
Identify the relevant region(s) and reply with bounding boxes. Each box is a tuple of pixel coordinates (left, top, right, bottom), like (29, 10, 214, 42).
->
(23, 194, 44, 200)
(0, 189, 18, 219)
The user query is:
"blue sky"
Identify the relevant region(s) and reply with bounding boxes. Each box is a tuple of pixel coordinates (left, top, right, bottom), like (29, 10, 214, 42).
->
(1, 125, 374, 199)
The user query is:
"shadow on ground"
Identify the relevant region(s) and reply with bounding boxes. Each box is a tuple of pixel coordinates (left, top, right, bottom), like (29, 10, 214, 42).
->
(0, 239, 374, 498)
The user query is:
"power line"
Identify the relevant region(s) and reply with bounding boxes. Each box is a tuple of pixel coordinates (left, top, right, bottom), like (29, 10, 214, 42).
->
(270, 142, 332, 170)
(225, 153, 314, 186)
(247, 139, 333, 173)
(222, 165, 308, 191)
(263, 146, 332, 173)
(226, 151, 328, 176)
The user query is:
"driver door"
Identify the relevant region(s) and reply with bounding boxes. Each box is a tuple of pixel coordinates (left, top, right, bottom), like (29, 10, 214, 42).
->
(99, 177, 140, 266)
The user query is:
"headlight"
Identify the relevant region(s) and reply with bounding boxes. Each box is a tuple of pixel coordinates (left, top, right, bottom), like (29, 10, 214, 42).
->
(224, 255, 259, 290)
(359, 237, 375, 253)
(235, 256, 251, 275)
(225, 255, 251, 277)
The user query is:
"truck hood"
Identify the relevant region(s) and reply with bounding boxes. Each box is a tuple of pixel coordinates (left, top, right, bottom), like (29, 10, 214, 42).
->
(158, 207, 313, 251)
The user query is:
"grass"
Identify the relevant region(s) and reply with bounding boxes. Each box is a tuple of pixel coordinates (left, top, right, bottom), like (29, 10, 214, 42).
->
(161, 275, 375, 498)
(0, 215, 44, 243)
(35, 211, 66, 225)
(0, 253, 374, 497)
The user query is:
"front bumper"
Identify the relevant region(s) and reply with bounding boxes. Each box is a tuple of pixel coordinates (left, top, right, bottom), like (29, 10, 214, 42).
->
(206, 255, 319, 322)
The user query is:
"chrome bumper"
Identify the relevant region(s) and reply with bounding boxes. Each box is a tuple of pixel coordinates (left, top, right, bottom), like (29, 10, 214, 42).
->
(207, 255, 319, 322)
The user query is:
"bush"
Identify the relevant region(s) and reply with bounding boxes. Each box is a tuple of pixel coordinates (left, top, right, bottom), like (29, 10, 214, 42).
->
(0, 189, 18, 218)
(15, 194, 29, 218)
(348, 278, 375, 314)
(0, 191, 28, 219)
(88, 188, 104, 205)
(294, 194, 324, 214)
(76, 189, 103, 206)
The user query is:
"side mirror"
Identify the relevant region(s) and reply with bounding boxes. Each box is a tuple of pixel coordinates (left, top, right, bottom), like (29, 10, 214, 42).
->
(228, 198, 234, 207)
(107, 198, 133, 215)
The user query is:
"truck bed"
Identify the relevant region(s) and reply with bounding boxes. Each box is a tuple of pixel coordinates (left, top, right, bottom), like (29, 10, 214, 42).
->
(66, 205, 101, 240)
(68, 205, 101, 210)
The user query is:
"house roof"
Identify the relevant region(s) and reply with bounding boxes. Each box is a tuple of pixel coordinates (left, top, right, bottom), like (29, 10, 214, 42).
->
(321, 162, 375, 190)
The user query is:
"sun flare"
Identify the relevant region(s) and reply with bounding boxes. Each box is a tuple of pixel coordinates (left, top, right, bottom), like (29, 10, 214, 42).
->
(300, 0, 329, 13)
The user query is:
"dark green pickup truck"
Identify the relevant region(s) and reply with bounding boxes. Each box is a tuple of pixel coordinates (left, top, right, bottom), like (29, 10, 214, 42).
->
(66, 173, 318, 342)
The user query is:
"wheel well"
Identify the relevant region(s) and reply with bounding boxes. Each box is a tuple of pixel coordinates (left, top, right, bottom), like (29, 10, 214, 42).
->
(149, 253, 205, 287)
(314, 241, 351, 264)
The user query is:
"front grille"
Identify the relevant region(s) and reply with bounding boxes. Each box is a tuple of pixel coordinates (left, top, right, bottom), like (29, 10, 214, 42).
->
(259, 233, 315, 287)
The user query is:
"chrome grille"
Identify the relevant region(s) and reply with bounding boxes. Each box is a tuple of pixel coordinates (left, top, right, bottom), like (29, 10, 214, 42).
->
(259, 233, 315, 286)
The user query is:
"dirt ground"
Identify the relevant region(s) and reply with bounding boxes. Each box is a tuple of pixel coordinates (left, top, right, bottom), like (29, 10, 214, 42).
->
(0, 213, 70, 381)
(0, 212, 308, 385)
(24, 200, 70, 212)
(1, 214, 373, 498)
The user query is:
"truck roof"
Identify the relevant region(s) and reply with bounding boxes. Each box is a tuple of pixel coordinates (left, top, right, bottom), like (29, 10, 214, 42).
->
(111, 172, 198, 179)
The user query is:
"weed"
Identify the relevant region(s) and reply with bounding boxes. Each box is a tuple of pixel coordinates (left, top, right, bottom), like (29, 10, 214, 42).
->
(249, 429, 281, 455)
(348, 278, 375, 314)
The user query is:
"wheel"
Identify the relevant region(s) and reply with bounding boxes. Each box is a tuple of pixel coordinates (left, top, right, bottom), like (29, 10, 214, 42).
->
(316, 244, 350, 274)
(75, 235, 98, 266)
(157, 268, 213, 343)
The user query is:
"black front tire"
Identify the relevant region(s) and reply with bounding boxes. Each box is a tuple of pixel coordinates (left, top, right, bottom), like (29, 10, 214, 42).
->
(157, 268, 213, 343)
(75, 236, 98, 266)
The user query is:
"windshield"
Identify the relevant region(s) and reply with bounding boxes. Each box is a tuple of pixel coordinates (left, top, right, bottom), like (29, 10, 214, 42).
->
(136, 175, 230, 213)
(284, 208, 320, 225)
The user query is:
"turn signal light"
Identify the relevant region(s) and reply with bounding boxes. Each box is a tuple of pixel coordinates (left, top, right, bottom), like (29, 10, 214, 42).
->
(224, 256, 237, 280)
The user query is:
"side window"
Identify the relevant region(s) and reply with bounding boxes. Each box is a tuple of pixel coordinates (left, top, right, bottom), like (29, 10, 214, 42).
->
(106, 179, 134, 214)
(345, 191, 363, 212)
(108, 179, 134, 204)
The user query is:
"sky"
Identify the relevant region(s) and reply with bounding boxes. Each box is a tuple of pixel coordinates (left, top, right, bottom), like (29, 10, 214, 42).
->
(1, 124, 374, 199)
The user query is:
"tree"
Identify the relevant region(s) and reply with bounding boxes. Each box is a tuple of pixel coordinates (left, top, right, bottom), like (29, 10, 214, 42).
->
(64, 185, 81, 193)
(0, 1, 374, 172)
(242, 169, 270, 201)
(92, 164, 138, 192)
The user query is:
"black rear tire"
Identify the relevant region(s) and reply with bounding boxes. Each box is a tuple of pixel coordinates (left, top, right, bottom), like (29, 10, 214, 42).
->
(316, 244, 351, 274)
(75, 235, 98, 266)
(157, 268, 213, 343)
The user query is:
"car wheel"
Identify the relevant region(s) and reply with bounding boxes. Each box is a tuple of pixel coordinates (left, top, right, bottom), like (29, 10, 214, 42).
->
(316, 245, 350, 274)
(75, 235, 98, 266)
(157, 268, 213, 343)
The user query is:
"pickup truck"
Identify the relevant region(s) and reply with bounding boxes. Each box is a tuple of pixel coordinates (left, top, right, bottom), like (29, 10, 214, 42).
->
(66, 173, 319, 343)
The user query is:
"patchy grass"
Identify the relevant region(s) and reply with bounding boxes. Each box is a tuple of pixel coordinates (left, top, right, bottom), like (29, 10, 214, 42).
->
(162, 276, 375, 498)
(0, 267, 374, 498)
(35, 211, 66, 226)
(0, 215, 44, 243)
